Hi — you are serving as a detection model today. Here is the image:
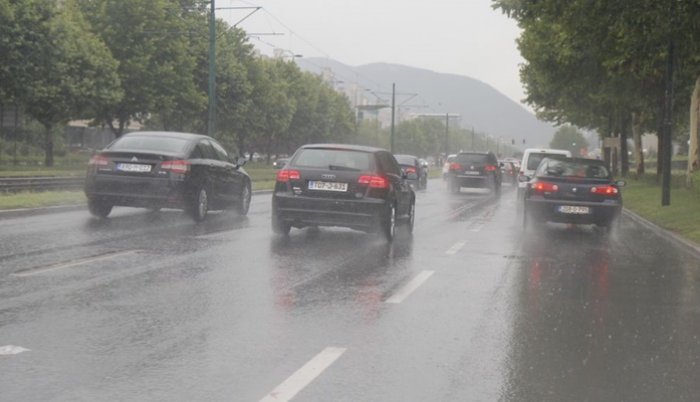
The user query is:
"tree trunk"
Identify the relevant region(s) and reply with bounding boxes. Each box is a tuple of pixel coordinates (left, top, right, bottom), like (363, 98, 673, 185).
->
(657, 130, 663, 182)
(686, 75, 700, 187)
(631, 112, 645, 175)
(44, 124, 54, 167)
(620, 117, 629, 177)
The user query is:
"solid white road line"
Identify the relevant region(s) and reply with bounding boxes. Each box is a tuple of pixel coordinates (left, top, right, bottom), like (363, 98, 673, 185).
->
(0, 345, 30, 355)
(12, 250, 140, 277)
(385, 270, 435, 304)
(445, 241, 467, 255)
(259, 347, 347, 402)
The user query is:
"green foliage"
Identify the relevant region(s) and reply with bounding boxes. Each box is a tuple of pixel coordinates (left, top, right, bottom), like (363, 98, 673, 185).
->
(549, 125, 588, 155)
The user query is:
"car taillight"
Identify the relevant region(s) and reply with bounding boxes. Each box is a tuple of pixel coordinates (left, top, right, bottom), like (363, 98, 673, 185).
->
(405, 166, 417, 174)
(161, 160, 190, 174)
(485, 165, 497, 172)
(358, 175, 389, 189)
(591, 185, 619, 195)
(276, 169, 300, 182)
(88, 154, 109, 166)
(532, 181, 559, 193)
(449, 162, 462, 171)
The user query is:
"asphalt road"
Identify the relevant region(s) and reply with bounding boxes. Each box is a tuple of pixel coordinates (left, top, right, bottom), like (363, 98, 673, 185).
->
(1, 180, 700, 401)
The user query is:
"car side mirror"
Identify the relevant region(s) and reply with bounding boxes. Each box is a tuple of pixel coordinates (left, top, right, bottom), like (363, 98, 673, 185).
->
(499, 162, 504, 167)
(615, 180, 626, 187)
(518, 174, 531, 183)
(235, 156, 247, 167)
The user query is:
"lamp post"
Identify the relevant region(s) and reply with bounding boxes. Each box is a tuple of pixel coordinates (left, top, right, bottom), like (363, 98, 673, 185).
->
(207, 0, 216, 137)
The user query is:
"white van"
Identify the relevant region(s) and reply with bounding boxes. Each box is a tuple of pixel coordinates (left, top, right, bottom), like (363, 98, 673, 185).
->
(517, 148, 572, 199)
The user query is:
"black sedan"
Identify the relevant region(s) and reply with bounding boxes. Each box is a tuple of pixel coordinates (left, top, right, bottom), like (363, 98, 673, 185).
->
(446, 151, 502, 194)
(394, 154, 428, 190)
(522, 157, 624, 230)
(271, 144, 415, 241)
(84, 131, 251, 222)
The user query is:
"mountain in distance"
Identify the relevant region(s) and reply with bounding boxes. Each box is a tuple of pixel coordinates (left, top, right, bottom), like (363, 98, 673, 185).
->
(296, 58, 556, 149)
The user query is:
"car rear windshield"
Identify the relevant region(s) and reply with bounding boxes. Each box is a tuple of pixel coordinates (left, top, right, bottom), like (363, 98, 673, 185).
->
(526, 152, 567, 170)
(455, 153, 489, 165)
(109, 135, 190, 154)
(536, 158, 611, 179)
(394, 155, 416, 165)
(293, 148, 373, 171)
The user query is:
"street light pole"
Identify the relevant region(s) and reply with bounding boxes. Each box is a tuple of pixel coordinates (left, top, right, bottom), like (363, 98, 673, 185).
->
(390, 83, 396, 153)
(207, 0, 216, 137)
(445, 112, 450, 156)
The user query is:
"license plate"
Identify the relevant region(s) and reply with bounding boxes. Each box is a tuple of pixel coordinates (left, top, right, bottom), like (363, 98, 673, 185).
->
(462, 171, 480, 175)
(116, 163, 152, 173)
(558, 205, 590, 214)
(308, 181, 348, 192)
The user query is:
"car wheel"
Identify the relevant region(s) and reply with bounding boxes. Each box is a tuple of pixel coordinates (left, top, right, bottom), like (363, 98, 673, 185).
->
(236, 181, 252, 215)
(383, 203, 397, 241)
(188, 187, 208, 222)
(88, 198, 112, 218)
(407, 199, 415, 234)
(271, 209, 291, 235)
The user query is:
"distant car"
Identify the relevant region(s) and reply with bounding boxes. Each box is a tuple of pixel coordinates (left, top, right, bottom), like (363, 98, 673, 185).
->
(522, 157, 624, 231)
(442, 154, 457, 179)
(84, 131, 251, 221)
(394, 154, 428, 190)
(271, 144, 415, 241)
(446, 151, 502, 194)
(517, 148, 571, 200)
(499, 160, 518, 185)
(272, 157, 289, 169)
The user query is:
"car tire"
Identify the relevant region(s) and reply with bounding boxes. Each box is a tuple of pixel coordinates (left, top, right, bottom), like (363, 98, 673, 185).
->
(236, 181, 252, 216)
(188, 187, 209, 222)
(382, 203, 396, 241)
(406, 199, 415, 234)
(88, 198, 113, 218)
(271, 210, 291, 235)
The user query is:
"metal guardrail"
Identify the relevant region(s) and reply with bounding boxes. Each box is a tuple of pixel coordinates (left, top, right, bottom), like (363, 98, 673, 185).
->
(0, 176, 85, 193)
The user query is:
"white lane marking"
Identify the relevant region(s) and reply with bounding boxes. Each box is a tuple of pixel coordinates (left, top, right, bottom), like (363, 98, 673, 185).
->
(12, 250, 140, 277)
(0, 345, 30, 355)
(469, 224, 484, 232)
(385, 270, 435, 304)
(445, 241, 467, 255)
(259, 347, 346, 402)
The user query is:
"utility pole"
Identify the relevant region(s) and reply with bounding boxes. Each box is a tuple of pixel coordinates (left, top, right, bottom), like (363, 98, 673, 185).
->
(445, 113, 449, 156)
(390, 83, 396, 153)
(207, 0, 216, 137)
(471, 127, 475, 151)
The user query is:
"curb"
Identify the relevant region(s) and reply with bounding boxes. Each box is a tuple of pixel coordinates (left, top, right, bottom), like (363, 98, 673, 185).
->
(0, 190, 274, 219)
(623, 208, 700, 259)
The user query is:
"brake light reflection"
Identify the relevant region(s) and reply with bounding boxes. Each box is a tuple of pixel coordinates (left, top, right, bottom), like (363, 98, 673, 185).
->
(276, 169, 301, 182)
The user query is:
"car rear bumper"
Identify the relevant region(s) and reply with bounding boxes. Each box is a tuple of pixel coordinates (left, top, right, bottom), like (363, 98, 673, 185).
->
(84, 175, 187, 208)
(525, 198, 621, 225)
(273, 193, 387, 230)
(452, 174, 492, 188)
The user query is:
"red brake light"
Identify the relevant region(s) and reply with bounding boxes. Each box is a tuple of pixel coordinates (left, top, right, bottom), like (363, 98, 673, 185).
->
(591, 185, 619, 195)
(88, 154, 108, 166)
(276, 169, 300, 182)
(358, 175, 389, 189)
(485, 165, 497, 172)
(161, 160, 190, 174)
(405, 166, 417, 174)
(449, 162, 462, 171)
(532, 181, 559, 193)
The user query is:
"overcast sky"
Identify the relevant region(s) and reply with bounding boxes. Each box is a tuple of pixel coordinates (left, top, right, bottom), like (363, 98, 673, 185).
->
(223, 0, 525, 107)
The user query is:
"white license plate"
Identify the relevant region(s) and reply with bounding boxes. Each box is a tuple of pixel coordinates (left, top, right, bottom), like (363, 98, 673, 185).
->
(558, 205, 590, 214)
(308, 181, 348, 192)
(117, 163, 152, 173)
(462, 171, 480, 175)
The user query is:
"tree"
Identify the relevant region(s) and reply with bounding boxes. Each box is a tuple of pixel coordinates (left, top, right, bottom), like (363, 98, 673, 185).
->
(549, 126, 588, 156)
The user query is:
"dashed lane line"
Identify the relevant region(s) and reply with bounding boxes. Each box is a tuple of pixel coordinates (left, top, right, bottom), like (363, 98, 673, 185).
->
(259, 347, 347, 402)
(385, 270, 435, 304)
(11, 250, 140, 277)
(446, 241, 467, 255)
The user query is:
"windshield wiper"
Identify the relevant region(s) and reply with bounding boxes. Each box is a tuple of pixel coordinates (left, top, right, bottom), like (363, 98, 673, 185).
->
(328, 164, 361, 171)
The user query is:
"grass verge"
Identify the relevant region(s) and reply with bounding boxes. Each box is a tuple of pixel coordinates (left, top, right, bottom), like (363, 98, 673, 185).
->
(0, 191, 86, 210)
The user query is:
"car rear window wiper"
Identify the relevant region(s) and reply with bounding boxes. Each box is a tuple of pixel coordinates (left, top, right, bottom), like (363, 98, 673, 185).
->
(328, 164, 361, 171)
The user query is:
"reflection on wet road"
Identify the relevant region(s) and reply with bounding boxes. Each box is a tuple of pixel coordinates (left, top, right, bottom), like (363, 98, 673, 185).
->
(1, 181, 700, 401)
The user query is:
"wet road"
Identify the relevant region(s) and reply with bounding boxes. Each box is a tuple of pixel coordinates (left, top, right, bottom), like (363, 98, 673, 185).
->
(1, 181, 700, 401)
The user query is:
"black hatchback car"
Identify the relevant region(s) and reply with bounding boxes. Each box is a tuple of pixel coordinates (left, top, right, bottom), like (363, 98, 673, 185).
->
(394, 154, 428, 190)
(522, 157, 624, 230)
(446, 151, 502, 194)
(84, 131, 251, 222)
(271, 144, 415, 240)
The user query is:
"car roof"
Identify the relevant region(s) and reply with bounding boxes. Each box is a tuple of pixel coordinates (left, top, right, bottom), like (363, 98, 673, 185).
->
(122, 131, 209, 141)
(299, 143, 387, 153)
(394, 154, 418, 158)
